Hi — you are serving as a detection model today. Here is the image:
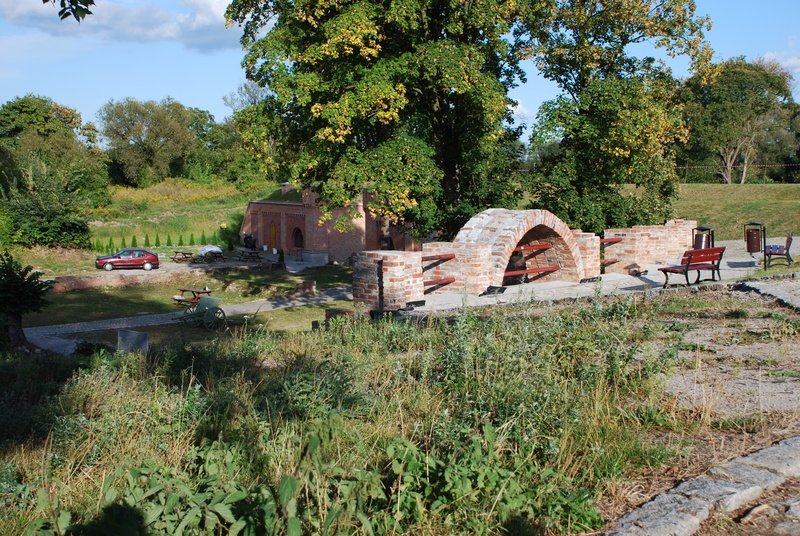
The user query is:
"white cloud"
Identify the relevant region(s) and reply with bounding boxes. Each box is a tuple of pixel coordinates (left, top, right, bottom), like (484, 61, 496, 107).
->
(0, 0, 241, 52)
(508, 101, 534, 122)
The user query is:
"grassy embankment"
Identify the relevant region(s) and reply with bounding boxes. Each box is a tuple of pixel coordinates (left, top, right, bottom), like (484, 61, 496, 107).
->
(673, 183, 800, 241)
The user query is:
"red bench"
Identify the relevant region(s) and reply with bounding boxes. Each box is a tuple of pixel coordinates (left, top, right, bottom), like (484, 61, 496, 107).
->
(658, 247, 726, 288)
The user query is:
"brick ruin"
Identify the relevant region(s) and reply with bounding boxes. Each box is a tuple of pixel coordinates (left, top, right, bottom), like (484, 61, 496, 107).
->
(353, 208, 696, 312)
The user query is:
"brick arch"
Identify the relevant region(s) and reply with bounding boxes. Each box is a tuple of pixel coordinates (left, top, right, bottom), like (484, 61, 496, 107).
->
(453, 208, 585, 287)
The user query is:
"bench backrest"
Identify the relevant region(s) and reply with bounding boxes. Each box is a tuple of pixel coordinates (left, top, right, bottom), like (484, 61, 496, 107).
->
(786, 232, 793, 252)
(681, 246, 726, 266)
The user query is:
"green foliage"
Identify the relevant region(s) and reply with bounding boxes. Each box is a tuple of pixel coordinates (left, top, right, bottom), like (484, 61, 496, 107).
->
(189, 233, 195, 246)
(200, 230, 207, 244)
(227, 0, 528, 237)
(99, 98, 195, 187)
(143, 233, 150, 247)
(44, 0, 95, 21)
(529, 73, 684, 232)
(679, 57, 796, 184)
(8, 290, 716, 532)
(0, 95, 109, 208)
(130, 235, 137, 247)
(5, 173, 91, 249)
(106, 237, 114, 253)
(0, 250, 54, 348)
(154, 234, 160, 247)
(120, 237, 126, 249)
(166, 234, 173, 247)
(0, 250, 53, 317)
(177, 235, 184, 247)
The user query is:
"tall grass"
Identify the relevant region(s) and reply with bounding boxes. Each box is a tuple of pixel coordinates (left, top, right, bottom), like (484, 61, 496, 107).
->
(0, 295, 692, 534)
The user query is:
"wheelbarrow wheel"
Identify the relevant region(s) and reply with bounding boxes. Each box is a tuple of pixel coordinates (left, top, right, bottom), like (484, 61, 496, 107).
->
(203, 306, 226, 330)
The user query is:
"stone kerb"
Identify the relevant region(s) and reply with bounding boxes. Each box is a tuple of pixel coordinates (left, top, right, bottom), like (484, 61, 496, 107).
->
(454, 208, 586, 287)
(352, 251, 423, 311)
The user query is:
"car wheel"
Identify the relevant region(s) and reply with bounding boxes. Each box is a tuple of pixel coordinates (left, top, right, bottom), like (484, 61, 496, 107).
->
(143, 262, 153, 271)
(104, 262, 114, 271)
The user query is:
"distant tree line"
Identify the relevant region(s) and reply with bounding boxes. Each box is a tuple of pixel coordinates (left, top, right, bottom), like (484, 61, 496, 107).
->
(0, 90, 267, 248)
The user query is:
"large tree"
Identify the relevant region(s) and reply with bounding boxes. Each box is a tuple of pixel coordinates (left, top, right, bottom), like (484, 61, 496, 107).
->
(226, 0, 538, 237)
(0, 95, 103, 247)
(99, 98, 195, 187)
(680, 58, 794, 184)
(526, 0, 711, 232)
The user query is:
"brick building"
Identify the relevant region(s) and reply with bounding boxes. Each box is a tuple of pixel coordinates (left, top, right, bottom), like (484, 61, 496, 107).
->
(240, 185, 417, 264)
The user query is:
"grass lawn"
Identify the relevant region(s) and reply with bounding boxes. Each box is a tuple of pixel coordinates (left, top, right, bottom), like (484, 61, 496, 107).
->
(24, 265, 352, 327)
(672, 183, 800, 241)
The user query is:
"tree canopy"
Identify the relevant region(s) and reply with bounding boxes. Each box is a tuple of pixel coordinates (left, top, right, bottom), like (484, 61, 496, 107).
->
(525, 0, 711, 232)
(226, 0, 540, 236)
(227, 0, 713, 236)
(680, 57, 795, 184)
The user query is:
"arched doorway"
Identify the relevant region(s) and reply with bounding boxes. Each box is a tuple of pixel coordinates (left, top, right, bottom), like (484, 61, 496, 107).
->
(292, 227, 304, 248)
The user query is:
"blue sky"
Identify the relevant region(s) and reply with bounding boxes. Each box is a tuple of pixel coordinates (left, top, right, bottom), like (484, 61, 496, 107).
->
(2, 1, 799, 129)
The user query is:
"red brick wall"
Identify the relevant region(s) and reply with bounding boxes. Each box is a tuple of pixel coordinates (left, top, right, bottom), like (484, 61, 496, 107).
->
(603, 219, 696, 274)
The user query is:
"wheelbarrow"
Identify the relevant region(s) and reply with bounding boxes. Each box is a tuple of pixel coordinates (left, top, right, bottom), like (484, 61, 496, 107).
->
(179, 296, 227, 330)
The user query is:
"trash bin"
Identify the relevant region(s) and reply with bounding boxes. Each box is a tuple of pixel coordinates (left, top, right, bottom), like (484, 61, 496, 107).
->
(744, 222, 765, 254)
(692, 226, 715, 249)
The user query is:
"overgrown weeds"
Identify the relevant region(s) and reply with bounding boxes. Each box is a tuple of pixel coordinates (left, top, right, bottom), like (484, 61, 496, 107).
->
(2, 296, 723, 534)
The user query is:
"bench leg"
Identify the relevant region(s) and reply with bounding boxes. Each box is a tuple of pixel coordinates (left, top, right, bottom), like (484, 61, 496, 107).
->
(662, 271, 670, 288)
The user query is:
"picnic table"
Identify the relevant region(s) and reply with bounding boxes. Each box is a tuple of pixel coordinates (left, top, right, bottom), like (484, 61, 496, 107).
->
(237, 249, 262, 262)
(172, 287, 213, 307)
(170, 251, 193, 263)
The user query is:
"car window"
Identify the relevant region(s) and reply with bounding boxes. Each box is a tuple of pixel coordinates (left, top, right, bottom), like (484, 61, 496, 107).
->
(134, 251, 144, 258)
(119, 251, 132, 258)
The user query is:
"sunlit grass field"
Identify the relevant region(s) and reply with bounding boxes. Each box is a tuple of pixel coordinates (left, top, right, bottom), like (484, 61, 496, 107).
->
(672, 183, 800, 241)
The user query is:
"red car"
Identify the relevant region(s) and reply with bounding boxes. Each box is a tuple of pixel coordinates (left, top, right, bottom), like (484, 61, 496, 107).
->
(95, 248, 160, 271)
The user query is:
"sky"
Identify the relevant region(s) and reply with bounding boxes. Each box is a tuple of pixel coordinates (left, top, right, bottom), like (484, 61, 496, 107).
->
(2, 0, 800, 130)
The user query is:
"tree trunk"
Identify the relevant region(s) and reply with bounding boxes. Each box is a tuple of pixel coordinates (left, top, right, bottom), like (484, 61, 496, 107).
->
(717, 146, 737, 184)
(6, 313, 28, 349)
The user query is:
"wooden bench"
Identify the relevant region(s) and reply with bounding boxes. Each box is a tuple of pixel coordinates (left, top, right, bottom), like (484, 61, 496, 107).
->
(170, 251, 193, 263)
(765, 233, 793, 268)
(658, 247, 726, 288)
(237, 250, 262, 261)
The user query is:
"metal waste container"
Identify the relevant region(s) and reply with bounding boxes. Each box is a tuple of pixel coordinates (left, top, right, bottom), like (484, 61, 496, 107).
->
(692, 226, 715, 249)
(744, 222, 765, 254)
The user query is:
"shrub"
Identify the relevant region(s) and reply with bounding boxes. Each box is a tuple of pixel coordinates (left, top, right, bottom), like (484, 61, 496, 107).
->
(154, 234, 161, 247)
(143, 234, 150, 247)
(130, 235, 138, 247)
(177, 235, 184, 247)
(166, 234, 172, 247)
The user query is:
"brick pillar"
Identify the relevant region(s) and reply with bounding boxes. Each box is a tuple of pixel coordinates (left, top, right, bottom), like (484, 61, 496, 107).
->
(572, 230, 600, 279)
(352, 251, 423, 312)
